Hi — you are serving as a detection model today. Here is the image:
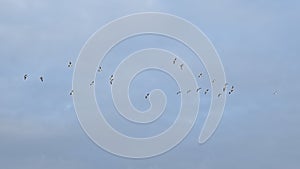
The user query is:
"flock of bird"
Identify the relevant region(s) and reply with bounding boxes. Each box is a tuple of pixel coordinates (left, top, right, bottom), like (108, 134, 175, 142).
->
(144, 57, 235, 99)
(23, 59, 238, 99)
(23, 58, 281, 99)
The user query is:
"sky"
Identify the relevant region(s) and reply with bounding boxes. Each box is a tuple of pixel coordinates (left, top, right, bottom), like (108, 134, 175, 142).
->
(0, 0, 300, 168)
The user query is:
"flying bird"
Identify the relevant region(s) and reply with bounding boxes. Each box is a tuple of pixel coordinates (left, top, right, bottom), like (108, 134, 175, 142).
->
(176, 91, 181, 95)
(109, 75, 114, 85)
(204, 89, 209, 95)
(70, 90, 74, 96)
(173, 58, 177, 64)
(97, 66, 102, 72)
(186, 89, 191, 94)
(24, 74, 28, 80)
(223, 86, 226, 92)
(90, 80, 95, 86)
(40, 76, 44, 82)
(145, 93, 150, 99)
(198, 73, 203, 78)
(218, 93, 222, 97)
(196, 87, 202, 92)
(180, 64, 184, 70)
(68, 61, 72, 68)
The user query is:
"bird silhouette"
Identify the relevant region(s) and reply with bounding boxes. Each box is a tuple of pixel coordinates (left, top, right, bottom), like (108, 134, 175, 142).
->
(109, 75, 114, 85)
(186, 89, 191, 94)
(196, 87, 202, 92)
(180, 64, 184, 70)
(97, 66, 102, 72)
(223, 86, 226, 92)
(90, 80, 95, 86)
(68, 61, 72, 68)
(176, 91, 181, 95)
(173, 58, 177, 64)
(24, 74, 28, 80)
(204, 89, 209, 95)
(145, 93, 150, 99)
(198, 73, 203, 78)
(40, 76, 44, 82)
(70, 90, 74, 96)
(218, 93, 222, 97)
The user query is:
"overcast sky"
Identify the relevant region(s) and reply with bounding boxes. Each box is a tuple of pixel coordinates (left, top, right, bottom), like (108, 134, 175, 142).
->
(1, 0, 300, 169)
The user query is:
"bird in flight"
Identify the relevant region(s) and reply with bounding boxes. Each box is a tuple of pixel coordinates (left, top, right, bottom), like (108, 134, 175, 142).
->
(223, 86, 226, 92)
(218, 93, 222, 97)
(204, 89, 209, 95)
(145, 93, 150, 99)
(176, 91, 181, 95)
(223, 83, 228, 92)
(68, 61, 72, 68)
(196, 87, 202, 92)
(180, 64, 184, 70)
(186, 89, 191, 94)
(198, 73, 203, 78)
(173, 58, 177, 64)
(229, 86, 234, 95)
(70, 90, 74, 96)
(97, 66, 102, 72)
(109, 75, 114, 85)
(40, 76, 44, 82)
(24, 74, 28, 80)
(90, 80, 95, 86)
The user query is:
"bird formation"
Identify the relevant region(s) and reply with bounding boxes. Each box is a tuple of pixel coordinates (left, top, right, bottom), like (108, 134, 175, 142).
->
(23, 60, 242, 98)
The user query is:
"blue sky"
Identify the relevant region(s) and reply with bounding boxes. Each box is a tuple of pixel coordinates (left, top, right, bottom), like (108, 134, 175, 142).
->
(1, 0, 300, 168)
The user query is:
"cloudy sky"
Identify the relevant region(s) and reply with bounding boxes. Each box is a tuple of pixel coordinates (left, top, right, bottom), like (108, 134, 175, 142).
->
(1, 0, 300, 168)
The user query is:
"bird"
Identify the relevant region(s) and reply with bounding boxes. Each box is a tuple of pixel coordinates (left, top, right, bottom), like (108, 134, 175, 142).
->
(198, 73, 203, 78)
(196, 87, 202, 92)
(68, 61, 72, 68)
(24, 74, 28, 80)
(173, 58, 177, 64)
(40, 76, 44, 82)
(97, 66, 102, 72)
(90, 80, 95, 86)
(110, 79, 114, 85)
(180, 64, 184, 70)
(109, 75, 114, 85)
(186, 89, 191, 94)
(204, 89, 209, 95)
(218, 93, 222, 97)
(145, 93, 150, 99)
(229, 89, 234, 95)
(223, 86, 226, 92)
(176, 91, 181, 95)
(69, 90, 74, 96)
